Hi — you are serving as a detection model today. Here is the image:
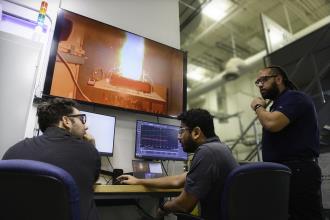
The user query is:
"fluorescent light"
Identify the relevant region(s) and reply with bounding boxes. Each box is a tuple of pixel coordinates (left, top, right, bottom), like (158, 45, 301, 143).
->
(188, 70, 205, 81)
(269, 27, 285, 45)
(187, 64, 210, 81)
(202, 0, 232, 21)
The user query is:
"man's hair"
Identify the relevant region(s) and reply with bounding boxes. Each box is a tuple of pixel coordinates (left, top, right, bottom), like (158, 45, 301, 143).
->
(177, 108, 216, 138)
(266, 65, 298, 90)
(37, 98, 78, 132)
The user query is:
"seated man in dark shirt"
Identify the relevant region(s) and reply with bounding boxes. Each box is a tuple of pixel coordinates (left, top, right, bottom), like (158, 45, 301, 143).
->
(118, 108, 238, 220)
(2, 98, 101, 220)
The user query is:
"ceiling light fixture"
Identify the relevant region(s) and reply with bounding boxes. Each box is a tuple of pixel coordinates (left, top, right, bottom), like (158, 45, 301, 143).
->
(202, 0, 233, 21)
(187, 64, 209, 81)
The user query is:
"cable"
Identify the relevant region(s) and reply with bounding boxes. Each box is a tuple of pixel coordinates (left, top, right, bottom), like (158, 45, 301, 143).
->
(106, 176, 113, 185)
(160, 160, 168, 176)
(164, 160, 170, 174)
(100, 175, 111, 184)
(57, 51, 92, 102)
(100, 174, 113, 185)
(106, 156, 114, 170)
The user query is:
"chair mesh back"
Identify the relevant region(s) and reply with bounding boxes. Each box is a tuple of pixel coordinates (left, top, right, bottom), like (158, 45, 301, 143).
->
(221, 162, 291, 220)
(0, 160, 80, 220)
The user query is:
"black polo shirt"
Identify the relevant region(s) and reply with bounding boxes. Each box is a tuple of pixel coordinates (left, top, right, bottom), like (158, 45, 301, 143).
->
(3, 127, 101, 220)
(262, 90, 319, 162)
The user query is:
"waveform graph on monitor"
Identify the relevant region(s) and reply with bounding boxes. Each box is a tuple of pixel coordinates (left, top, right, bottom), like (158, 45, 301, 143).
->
(141, 125, 178, 150)
(135, 120, 188, 161)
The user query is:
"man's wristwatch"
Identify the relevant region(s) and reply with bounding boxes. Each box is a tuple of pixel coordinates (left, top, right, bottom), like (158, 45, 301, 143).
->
(254, 104, 263, 111)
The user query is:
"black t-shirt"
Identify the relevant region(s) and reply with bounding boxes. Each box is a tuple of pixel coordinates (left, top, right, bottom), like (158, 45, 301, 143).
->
(184, 136, 238, 220)
(262, 90, 320, 161)
(2, 127, 101, 220)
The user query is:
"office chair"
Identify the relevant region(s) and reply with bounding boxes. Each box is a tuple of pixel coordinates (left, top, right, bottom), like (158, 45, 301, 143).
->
(174, 162, 291, 220)
(221, 162, 291, 220)
(0, 159, 80, 220)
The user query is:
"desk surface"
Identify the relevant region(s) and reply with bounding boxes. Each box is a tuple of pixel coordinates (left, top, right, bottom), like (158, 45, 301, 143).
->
(94, 184, 182, 193)
(94, 185, 182, 207)
(94, 185, 182, 202)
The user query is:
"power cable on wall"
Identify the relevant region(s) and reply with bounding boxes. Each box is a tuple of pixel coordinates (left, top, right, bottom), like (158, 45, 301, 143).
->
(57, 51, 92, 102)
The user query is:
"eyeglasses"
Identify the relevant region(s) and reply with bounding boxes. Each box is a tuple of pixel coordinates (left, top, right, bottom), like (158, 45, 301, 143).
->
(254, 75, 277, 86)
(67, 114, 86, 124)
(178, 127, 190, 135)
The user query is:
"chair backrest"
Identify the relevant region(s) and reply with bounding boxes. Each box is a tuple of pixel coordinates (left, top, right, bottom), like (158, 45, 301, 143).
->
(0, 159, 80, 220)
(221, 162, 291, 220)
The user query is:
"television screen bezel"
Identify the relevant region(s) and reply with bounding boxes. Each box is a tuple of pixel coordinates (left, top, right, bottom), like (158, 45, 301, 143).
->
(81, 110, 116, 156)
(135, 120, 188, 161)
(43, 8, 187, 119)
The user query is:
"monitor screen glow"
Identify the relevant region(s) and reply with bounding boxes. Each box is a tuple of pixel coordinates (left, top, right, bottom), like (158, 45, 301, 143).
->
(81, 111, 116, 156)
(135, 120, 187, 161)
(44, 9, 187, 117)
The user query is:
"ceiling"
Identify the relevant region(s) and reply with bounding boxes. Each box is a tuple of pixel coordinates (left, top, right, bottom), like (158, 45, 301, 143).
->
(179, 0, 330, 89)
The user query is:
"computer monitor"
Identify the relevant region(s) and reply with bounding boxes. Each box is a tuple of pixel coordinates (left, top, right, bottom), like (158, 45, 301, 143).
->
(81, 111, 116, 156)
(132, 160, 164, 179)
(135, 120, 187, 161)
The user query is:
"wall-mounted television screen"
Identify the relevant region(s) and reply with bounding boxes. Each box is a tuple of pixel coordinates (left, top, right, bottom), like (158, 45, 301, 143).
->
(135, 120, 187, 161)
(81, 111, 116, 156)
(44, 9, 187, 117)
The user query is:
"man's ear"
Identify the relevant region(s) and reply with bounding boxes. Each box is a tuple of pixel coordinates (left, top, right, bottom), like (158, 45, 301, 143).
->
(276, 75, 284, 85)
(61, 116, 71, 129)
(191, 127, 202, 140)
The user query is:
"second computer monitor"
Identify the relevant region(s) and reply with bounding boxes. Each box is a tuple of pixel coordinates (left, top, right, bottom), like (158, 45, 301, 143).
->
(81, 111, 116, 156)
(135, 120, 187, 161)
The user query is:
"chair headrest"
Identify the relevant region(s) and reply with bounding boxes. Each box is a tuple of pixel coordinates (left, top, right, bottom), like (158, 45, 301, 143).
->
(0, 159, 79, 202)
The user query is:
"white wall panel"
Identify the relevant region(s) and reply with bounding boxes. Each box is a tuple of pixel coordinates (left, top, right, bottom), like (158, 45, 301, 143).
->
(0, 31, 42, 156)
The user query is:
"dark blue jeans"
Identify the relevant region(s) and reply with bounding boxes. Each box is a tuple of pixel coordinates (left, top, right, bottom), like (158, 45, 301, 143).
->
(281, 160, 323, 220)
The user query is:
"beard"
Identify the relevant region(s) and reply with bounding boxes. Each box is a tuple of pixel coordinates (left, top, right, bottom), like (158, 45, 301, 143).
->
(261, 81, 280, 100)
(182, 135, 200, 153)
(69, 121, 86, 138)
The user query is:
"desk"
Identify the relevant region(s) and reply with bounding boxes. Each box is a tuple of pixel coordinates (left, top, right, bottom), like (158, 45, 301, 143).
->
(94, 185, 182, 200)
(94, 184, 182, 209)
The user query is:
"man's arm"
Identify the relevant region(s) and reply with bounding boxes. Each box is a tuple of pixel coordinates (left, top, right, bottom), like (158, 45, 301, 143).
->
(251, 97, 290, 132)
(162, 189, 198, 213)
(117, 172, 187, 189)
(255, 107, 290, 132)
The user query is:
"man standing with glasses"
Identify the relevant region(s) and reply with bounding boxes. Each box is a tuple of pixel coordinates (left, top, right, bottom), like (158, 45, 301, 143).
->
(3, 97, 101, 220)
(250, 66, 322, 220)
(118, 108, 238, 220)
